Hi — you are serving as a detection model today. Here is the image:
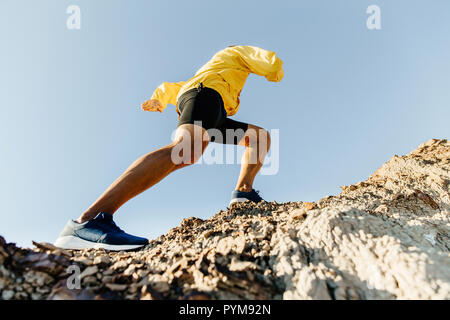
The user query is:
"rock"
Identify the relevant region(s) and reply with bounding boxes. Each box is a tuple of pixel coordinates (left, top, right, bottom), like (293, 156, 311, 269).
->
(0, 139, 449, 300)
(182, 290, 213, 300)
(47, 279, 98, 300)
(303, 202, 318, 211)
(105, 283, 127, 291)
(32, 241, 72, 257)
(413, 190, 440, 210)
(2, 290, 14, 300)
(73, 256, 93, 265)
(14, 291, 29, 299)
(82, 275, 98, 286)
(123, 265, 136, 276)
(78, 266, 98, 280)
(140, 285, 163, 300)
(111, 260, 128, 271)
(23, 271, 54, 287)
(142, 274, 170, 292)
(229, 257, 259, 272)
(216, 236, 246, 256)
(290, 208, 307, 221)
(93, 255, 110, 266)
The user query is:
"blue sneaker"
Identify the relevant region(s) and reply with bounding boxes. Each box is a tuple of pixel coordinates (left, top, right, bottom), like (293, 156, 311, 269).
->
(54, 212, 148, 251)
(230, 189, 264, 205)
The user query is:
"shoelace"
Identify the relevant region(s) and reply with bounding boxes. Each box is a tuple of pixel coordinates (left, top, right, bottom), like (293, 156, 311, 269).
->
(108, 219, 124, 233)
(99, 215, 124, 233)
(254, 189, 263, 201)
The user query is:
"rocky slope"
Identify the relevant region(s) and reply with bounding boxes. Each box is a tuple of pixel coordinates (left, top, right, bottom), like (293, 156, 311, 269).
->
(1, 139, 449, 300)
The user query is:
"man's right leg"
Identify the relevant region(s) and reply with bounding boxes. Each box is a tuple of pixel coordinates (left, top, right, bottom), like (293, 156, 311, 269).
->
(77, 123, 209, 223)
(234, 124, 271, 193)
(55, 123, 209, 250)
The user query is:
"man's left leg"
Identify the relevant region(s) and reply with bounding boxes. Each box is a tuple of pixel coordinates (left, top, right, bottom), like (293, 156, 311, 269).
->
(220, 121, 270, 205)
(235, 124, 271, 192)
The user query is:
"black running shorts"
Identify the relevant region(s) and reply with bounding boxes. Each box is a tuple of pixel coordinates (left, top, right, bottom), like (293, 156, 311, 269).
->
(177, 83, 249, 145)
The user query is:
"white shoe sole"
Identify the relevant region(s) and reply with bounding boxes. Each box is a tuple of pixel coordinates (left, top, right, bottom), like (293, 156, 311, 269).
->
(54, 235, 146, 251)
(229, 198, 251, 205)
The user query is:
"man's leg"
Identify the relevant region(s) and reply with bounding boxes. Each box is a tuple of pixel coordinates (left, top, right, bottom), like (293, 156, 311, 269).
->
(234, 124, 271, 192)
(77, 123, 209, 222)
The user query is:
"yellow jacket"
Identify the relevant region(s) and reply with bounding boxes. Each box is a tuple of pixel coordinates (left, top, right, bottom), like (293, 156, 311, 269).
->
(150, 45, 284, 116)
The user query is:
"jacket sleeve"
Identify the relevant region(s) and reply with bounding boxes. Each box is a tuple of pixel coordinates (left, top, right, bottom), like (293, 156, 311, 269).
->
(228, 46, 284, 82)
(150, 81, 186, 111)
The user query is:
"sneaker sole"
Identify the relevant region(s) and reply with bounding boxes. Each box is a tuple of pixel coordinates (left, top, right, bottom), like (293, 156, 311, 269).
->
(54, 235, 146, 251)
(229, 198, 252, 205)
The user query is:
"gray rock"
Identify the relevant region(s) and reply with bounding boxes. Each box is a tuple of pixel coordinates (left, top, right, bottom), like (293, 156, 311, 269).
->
(0, 139, 449, 300)
(2, 290, 14, 300)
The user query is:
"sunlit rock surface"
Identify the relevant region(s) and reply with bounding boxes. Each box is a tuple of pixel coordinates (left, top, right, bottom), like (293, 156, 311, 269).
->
(1, 139, 449, 300)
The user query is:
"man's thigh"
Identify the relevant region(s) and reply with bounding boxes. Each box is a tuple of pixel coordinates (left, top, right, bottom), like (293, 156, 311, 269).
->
(173, 123, 210, 165)
(236, 123, 269, 148)
(213, 118, 250, 145)
(174, 123, 209, 146)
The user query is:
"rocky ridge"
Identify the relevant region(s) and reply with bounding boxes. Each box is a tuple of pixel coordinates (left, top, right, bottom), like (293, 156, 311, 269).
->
(0, 139, 449, 300)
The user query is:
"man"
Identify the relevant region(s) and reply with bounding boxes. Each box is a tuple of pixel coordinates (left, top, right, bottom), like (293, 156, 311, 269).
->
(54, 45, 284, 250)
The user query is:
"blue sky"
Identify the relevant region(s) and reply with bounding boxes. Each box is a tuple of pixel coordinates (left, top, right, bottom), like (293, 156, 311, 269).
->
(1, 0, 449, 247)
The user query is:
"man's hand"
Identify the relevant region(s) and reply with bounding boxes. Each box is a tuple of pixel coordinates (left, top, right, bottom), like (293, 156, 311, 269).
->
(142, 99, 164, 112)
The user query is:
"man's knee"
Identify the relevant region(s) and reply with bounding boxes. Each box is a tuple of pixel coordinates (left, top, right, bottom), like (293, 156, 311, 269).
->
(245, 126, 271, 150)
(170, 135, 208, 169)
(262, 129, 271, 150)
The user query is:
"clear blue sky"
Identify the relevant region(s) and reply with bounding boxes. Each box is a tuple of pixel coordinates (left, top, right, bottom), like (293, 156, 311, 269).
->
(1, 0, 449, 247)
